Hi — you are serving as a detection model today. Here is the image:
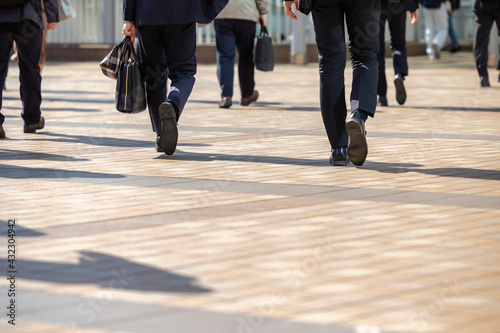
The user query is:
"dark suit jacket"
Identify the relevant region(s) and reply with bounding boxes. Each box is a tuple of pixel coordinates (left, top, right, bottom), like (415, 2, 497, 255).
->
(421, 0, 459, 9)
(0, 0, 59, 29)
(474, 0, 500, 10)
(123, 0, 229, 26)
(400, 0, 420, 12)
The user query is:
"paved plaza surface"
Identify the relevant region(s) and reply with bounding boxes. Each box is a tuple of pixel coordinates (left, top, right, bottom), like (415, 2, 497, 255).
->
(0, 52, 499, 333)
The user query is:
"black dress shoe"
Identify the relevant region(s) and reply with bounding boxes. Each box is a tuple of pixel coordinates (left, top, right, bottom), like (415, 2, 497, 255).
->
(378, 96, 388, 107)
(329, 147, 349, 166)
(158, 102, 178, 155)
(449, 45, 461, 53)
(219, 97, 232, 108)
(23, 117, 45, 133)
(0, 124, 5, 139)
(155, 136, 163, 152)
(480, 77, 490, 87)
(346, 111, 368, 166)
(394, 74, 406, 105)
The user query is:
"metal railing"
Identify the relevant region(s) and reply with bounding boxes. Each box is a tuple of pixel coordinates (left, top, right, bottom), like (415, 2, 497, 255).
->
(48, 0, 475, 46)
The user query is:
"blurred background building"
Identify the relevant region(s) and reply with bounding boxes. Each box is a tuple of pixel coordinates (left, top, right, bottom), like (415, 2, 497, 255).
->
(47, 0, 496, 64)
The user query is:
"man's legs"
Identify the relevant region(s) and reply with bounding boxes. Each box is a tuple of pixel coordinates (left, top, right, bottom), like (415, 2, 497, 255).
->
(39, 9, 48, 73)
(345, 0, 380, 166)
(493, 10, 500, 79)
(377, 7, 388, 100)
(214, 19, 236, 99)
(424, 7, 436, 58)
(312, 0, 349, 151)
(14, 21, 43, 127)
(137, 25, 169, 134)
(163, 23, 197, 119)
(0, 23, 14, 128)
(234, 20, 256, 99)
(389, 9, 408, 77)
(433, 4, 449, 52)
(473, 9, 493, 81)
(345, 0, 380, 117)
(389, 7, 408, 105)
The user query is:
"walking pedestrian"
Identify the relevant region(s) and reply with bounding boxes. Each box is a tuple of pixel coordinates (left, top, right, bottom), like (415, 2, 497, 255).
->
(448, 0, 461, 53)
(122, 0, 229, 155)
(214, 0, 269, 109)
(284, 0, 380, 167)
(377, 0, 419, 107)
(421, 0, 459, 60)
(0, 0, 59, 139)
(473, 0, 500, 87)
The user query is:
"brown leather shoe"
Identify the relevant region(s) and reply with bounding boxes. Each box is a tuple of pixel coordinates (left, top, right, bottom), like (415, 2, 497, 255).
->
(219, 97, 232, 108)
(24, 117, 45, 133)
(240, 90, 258, 106)
(0, 124, 5, 138)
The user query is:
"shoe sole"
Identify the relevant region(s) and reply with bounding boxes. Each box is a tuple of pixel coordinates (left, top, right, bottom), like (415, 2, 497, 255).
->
(394, 77, 406, 105)
(159, 103, 178, 156)
(330, 158, 349, 166)
(346, 120, 367, 166)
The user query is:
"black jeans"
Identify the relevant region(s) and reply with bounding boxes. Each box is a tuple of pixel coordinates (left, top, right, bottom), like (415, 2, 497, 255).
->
(378, 1, 408, 97)
(312, 0, 380, 149)
(473, 8, 500, 79)
(0, 21, 43, 126)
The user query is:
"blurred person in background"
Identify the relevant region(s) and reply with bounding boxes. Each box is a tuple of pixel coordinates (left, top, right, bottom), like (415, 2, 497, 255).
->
(214, 0, 269, 109)
(421, 0, 459, 60)
(377, 0, 419, 107)
(0, 0, 59, 139)
(473, 0, 500, 87)
(447, 0, 461, 53)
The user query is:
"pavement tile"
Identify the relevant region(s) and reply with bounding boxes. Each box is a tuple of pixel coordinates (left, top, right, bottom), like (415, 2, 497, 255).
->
(0, 53, 499, 332)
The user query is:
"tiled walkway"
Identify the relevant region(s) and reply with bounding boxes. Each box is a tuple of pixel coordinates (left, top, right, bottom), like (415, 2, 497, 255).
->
(0, 52, 499, 333)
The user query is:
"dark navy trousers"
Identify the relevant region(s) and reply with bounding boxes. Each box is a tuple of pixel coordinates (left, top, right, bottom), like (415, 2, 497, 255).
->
(0, 21, 43, 126)
(137, 23, 197, 134)
(312, 0, 380, 149)
(214, 19, 256, 99)
(377, 1, 409, 97)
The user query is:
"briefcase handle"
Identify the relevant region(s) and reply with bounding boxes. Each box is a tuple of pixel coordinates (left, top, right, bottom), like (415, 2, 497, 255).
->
(122, 36, 138, 62)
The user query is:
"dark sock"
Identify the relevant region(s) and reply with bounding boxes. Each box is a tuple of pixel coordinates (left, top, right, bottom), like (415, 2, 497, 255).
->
(353, 109, 369, 121)
(169, 102, 180, 120)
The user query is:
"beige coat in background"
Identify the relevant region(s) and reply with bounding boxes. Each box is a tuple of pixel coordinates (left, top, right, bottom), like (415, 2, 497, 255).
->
(216, 0, 269, 22)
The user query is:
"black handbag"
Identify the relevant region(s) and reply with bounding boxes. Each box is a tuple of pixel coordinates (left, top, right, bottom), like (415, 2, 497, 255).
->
(255, 25, 274, 72)
(115, 37, 147, 114)
(0, 0, 28, 7)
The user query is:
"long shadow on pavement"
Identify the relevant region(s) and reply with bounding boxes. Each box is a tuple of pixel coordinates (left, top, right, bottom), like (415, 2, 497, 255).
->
(0, 164, 125, 180)
(409, 106, 500, 112)
(0, 251, 211, 293)
(0, 149, 88, 161)
(364, 161, 500, 181)
(157, 150, 329, 167)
